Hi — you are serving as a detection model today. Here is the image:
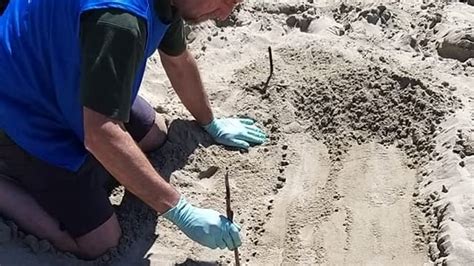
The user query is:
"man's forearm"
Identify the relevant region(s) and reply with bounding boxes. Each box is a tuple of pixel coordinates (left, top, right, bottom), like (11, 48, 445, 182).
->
(83, 108, 180, 214)
(160, 49, 213, 126)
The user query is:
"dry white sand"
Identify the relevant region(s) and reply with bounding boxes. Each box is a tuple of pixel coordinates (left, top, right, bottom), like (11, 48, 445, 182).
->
(1, 1, 473, 265)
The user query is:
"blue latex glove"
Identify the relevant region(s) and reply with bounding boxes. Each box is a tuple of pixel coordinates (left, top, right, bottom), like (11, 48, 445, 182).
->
(163, 197, 242, 250)
(203, 118, 267, 149)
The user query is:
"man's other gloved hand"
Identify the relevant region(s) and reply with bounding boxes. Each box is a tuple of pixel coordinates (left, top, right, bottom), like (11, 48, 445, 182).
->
(162, 197, 241, 250)
(203, 118, 267, 149)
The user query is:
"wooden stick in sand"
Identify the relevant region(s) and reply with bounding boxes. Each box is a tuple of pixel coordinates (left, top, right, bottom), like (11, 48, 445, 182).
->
(225, 169, 241, 266)
(263, 46, 274, 91)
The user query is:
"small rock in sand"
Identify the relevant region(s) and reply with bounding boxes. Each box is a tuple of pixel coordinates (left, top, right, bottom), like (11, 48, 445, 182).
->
(286, 16, 297, 28)
(452, 144, 463, 154)
(377, 5, 387, 14)
(437, 27, 474, 62)
(366, 13, 379, 25)
(299, 18, 313, 32)
(462, 139, 474, 156)
(197, 166, 219, 179)
(442, 185, 448, 193)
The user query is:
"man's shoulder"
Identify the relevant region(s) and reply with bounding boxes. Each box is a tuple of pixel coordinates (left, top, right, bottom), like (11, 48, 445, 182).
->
(81, 8, 146, 35)
(154, 0, 182, 24)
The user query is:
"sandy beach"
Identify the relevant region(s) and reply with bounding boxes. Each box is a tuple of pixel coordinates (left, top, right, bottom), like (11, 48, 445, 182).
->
(0, 0, 473, 265)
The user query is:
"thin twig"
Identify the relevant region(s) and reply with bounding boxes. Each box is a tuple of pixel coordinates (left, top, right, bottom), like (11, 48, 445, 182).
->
(225, 169, 240, 266)
(263, 46, 274, 92)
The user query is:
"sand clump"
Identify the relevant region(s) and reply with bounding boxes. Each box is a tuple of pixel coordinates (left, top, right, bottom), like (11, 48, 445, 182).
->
(455, 129, 474, 156)
(285, 15, 314, 33)
(0, 217, 54, 261)
(358, 5, 393, 26)
(462, 0, 474, 6)
(331, 3, 397, 29)
(437, 27, 474, 62)
(331, 1, 474, 64)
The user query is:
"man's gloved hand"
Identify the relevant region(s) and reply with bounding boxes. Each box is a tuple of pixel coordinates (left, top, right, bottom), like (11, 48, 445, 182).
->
(203, 118, 267, 149)
(163, 197, 242, 250)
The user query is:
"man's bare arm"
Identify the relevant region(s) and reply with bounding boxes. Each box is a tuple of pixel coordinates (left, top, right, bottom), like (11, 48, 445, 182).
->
(83, 107, 180, 213)
(159, 49, 213, 126)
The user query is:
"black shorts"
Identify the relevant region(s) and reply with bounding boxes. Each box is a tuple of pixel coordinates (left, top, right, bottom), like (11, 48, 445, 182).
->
(0, 96, 156, 238)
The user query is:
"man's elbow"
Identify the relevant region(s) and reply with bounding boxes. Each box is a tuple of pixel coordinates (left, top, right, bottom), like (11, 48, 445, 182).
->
(159, 49, 192, 68)
(83, 128, 100, 153)
(83, 107, 124, 152)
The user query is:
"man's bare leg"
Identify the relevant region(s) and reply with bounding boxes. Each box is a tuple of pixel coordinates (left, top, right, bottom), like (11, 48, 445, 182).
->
(0, 111, 165, 258)
(138, 113, 168, 152)
(0, 175, 79, 251)
(75, 214, 121, 259)
(0, 175, 121, 259)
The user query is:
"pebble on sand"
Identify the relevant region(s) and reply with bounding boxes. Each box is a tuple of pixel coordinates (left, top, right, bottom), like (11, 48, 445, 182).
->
(437, 28, 474, 62)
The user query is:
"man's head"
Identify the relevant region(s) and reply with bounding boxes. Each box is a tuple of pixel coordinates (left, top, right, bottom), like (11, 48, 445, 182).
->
(171, 0, 242, 24)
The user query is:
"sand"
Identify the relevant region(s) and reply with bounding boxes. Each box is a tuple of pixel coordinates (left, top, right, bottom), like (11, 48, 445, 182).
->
(1, 0, 473, 265)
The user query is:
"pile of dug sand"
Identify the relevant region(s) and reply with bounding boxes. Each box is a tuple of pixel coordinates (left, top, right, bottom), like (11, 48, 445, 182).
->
(1, 0, 473, 265)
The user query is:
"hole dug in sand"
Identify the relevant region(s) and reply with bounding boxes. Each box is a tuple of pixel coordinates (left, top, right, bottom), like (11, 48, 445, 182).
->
(228, 45, 459, 264)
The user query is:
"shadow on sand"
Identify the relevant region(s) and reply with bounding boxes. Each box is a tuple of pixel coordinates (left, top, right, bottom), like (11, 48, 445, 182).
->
(110, 119, 215, 265)
(175, 258, 220, 266)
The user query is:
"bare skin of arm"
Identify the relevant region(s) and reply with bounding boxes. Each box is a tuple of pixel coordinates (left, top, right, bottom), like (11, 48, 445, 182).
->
(85, 49, 213, 213)
(159, 49, 214, 126)
(83, 107, 180, 214)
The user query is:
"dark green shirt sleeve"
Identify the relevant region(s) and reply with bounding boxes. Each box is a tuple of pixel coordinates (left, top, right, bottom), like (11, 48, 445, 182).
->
(155, 0, 187, 56)
(159, 15, 187, 56)
(79, 9, 147, 122)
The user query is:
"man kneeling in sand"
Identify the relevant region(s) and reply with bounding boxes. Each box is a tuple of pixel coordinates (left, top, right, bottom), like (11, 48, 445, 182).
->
(0, 0, 266, 259)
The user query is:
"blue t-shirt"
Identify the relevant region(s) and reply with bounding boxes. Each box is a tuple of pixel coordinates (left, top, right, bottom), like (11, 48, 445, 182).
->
(0, 0, 169, 171)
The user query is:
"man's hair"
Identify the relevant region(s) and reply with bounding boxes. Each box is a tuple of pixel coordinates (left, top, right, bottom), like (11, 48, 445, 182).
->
(0, 0, 9, 15)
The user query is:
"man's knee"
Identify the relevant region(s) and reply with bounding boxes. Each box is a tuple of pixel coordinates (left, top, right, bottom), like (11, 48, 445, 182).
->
(75, 214, 121, 259)
(138, 113, 168, 152)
